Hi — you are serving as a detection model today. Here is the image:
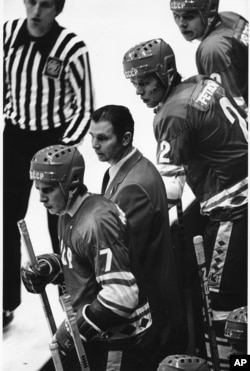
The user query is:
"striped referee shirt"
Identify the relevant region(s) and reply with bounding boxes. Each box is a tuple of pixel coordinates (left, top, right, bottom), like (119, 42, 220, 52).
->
(4, 19, 94, 145)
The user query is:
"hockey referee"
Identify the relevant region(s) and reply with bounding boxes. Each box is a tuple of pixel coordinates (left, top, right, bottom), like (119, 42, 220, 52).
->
(3, 0, 94, 328)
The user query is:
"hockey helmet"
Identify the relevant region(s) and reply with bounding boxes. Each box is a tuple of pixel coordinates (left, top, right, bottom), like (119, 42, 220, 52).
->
(170, 0, 219, 22)
(30, 145, 85, 197)
(123, 38, 177, 87)
(224, 306, 247, 341)
(157, 355, 210, 371)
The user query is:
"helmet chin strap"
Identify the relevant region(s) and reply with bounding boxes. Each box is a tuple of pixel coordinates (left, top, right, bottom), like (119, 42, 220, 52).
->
(58, 184, 78, 215)
(154, 73, 175, 114)
(200, 14, 218, 40)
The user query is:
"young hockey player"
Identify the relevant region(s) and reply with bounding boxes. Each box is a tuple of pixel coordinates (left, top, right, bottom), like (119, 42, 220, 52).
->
(224, 306, 248, 356)
(123, 38, 248, 370)
(21, 145, 153, 371)
(169, 0, 248, 112)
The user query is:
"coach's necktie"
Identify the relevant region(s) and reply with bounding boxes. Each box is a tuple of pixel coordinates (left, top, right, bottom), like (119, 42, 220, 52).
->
(101, 168, 110, 194)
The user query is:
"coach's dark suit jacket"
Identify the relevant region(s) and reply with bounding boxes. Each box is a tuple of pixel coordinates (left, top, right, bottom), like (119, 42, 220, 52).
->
(103, 149, 186, 354)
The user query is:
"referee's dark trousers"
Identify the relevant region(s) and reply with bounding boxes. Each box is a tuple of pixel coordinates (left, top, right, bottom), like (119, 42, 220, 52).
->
(3, 121, 64, 311)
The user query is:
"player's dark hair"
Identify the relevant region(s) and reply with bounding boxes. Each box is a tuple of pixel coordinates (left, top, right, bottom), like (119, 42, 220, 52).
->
(91, 105, 134, 143)
(55, 0, 65, 14)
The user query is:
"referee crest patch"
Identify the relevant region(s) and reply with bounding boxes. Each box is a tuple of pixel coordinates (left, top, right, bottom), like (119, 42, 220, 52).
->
(44, 56, 63, 79)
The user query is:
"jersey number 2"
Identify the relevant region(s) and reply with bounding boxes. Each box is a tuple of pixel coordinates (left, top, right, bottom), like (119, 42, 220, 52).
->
(159, 141, 171, 164)
(220, 97, 248, 142)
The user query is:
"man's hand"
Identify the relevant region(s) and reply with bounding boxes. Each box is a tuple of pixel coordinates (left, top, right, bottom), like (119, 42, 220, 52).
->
(21, 253, 63, 294)
(56, 305, 105, 353)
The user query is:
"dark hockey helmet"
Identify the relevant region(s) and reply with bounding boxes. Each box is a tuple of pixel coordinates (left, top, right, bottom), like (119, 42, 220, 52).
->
(224, 306, 247, 341)
(170, 0, 219, 22)
(123, 38, 177, 87)
(30, 145, 85, 197)
(157, 355, 210, 371)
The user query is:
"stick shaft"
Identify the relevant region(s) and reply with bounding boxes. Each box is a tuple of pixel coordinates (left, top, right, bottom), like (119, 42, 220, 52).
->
(18, 219, 57, 335)
(60, 294, 90, 371)
(176, 199, 197, 356)
(176, 199, 185, 239)
(193, 236, 220, 371)
(49, 340, 65, 371)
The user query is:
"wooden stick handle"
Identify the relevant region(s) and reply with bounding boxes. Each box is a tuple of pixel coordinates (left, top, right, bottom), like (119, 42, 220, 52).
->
(49, 339, 65, 371)
(18, 219, 57, 335)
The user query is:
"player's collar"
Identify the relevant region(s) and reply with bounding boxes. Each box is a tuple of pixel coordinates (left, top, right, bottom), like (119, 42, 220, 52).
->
(154, 73, 179, 113)
(66, 192, 90, 217)
(154, 86, 174, 114)
(201, 13, 222, 40)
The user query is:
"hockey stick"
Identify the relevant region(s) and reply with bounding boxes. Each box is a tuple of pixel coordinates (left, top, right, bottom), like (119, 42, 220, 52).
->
(18, 219, 57, 335)
(176, 199, 185, 240)
(18, 219, 65, 371)
(176, 198, 196, 355)
(49, 339, 65, 371)
(193, 235, 220, 371)
(60, 294, 90, 371)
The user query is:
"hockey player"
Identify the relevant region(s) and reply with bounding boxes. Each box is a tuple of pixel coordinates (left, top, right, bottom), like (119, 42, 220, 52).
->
(224, 306, 247, 356)
(21, 145, 153, 371)
(169, 0, 248, 112)
(157, 354, 210, 371)
(123, 38, 248, 370)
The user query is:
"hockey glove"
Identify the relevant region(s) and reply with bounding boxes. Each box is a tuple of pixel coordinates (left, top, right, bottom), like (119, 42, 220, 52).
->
(21, 253, 63, 294)
(56, 305, 106, 353)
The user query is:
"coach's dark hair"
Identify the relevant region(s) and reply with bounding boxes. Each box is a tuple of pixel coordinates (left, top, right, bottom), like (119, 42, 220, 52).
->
(91, 105, 134, 143)
(55, 0, 65, 14)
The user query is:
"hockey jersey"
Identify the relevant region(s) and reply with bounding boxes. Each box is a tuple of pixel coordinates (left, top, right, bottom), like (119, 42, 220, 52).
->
(153, 75, 248, 216)
(196, 12, 248, 111)
(58, 193, 151, 344)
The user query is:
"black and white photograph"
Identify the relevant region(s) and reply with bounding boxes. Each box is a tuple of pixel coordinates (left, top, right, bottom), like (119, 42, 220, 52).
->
(1, 1, 249, 370)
